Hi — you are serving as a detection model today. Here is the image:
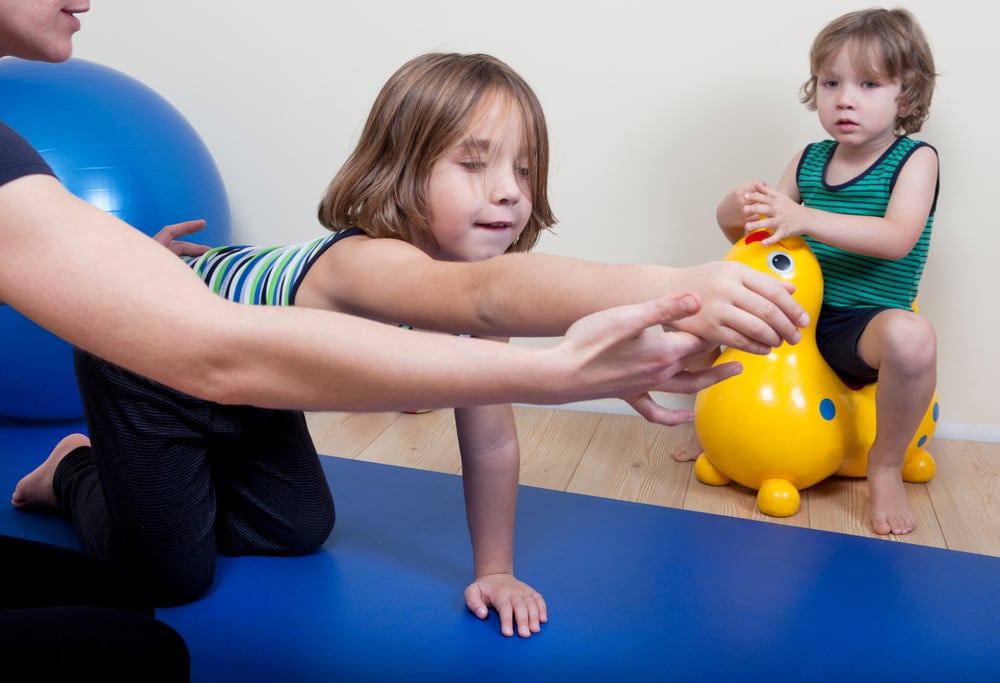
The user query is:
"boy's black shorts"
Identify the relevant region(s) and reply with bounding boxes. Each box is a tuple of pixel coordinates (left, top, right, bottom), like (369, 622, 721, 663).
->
(814, 305, 887, 386)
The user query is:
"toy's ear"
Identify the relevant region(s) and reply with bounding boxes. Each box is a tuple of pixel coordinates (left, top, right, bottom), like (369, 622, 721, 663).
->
(744, 229, 772, 246)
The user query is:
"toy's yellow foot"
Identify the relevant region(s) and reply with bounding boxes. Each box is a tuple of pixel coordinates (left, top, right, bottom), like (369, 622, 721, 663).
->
(694, 454, 731, 486)
(757, 479, 801, 517)
(835, 455, 866, 479)
(902, 451, 936, 483)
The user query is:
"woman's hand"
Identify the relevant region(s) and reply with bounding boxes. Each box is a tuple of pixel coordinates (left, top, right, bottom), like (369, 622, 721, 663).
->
(151, 219, 211, 257)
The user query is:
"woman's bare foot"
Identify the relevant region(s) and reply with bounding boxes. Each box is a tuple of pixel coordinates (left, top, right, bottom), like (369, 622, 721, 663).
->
(868, 459, 914, 535)
(11, 433, 90, 509)
(672, 432, 702, 462)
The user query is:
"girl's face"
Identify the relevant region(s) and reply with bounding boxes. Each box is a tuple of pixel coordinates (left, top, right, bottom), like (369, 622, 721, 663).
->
(0, 0, 88, 61)
(815, 43, 903, 150)
(423, 97, 532, 263)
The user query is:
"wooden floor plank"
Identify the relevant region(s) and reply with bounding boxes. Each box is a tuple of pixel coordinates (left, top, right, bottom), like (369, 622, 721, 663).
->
(513, 406, 599, 491)
(350, 409, 461, 474)
(305, 411, 400, 459)
(568, 413, 688, 508)
(308, 407, 1000, 559)
(924, 439, 1000, 556)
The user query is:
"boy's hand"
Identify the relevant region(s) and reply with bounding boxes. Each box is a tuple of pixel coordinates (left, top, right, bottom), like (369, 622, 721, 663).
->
(742, 183, 808, 244)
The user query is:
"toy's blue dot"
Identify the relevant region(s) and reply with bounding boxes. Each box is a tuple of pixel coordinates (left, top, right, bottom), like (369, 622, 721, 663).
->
(819, 398, 836, 421)
(918, 435, 928, 447)
(933, 402, 940, 422)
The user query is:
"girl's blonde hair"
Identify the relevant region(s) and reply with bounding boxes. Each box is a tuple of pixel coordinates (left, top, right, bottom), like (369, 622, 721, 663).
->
(799, 7, 936, 135)
(318, 52, 555, 253)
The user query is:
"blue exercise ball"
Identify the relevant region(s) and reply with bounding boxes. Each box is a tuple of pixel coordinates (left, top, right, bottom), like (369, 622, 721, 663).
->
(0, 58, 232, 420)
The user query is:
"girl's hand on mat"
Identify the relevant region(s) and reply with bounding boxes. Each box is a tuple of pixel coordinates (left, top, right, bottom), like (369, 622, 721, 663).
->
(152, 219, 212, 257)
(465, 574, 547, 638)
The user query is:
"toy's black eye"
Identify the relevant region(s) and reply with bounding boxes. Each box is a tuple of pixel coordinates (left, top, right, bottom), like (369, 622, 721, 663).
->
(768, 251, 794, 277)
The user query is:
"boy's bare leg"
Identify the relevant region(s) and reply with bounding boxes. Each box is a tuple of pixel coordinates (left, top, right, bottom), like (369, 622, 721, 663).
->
(860, 312, 936, 535)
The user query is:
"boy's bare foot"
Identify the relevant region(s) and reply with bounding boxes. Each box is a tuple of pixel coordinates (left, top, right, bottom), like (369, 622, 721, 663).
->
(669, 350, 718, 464)
(11, 433, 90, 509)
(672, 432, 702, 462)
(868, 460, 915, 535)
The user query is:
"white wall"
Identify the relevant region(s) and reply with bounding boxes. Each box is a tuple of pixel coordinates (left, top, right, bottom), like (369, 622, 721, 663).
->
(72, 1, 999, 440)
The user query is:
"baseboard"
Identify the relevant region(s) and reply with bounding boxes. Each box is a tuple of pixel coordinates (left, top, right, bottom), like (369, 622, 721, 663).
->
(531, 398, 1000, 444)
(932, 422, 1000, 443)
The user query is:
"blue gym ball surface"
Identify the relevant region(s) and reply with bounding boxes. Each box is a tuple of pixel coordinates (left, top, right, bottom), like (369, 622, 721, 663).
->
(0, 58, 231, 420)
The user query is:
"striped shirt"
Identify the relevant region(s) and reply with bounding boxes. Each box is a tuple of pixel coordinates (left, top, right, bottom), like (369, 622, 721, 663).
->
(799, 137, 937, 310)
(184, 228, 361, 305)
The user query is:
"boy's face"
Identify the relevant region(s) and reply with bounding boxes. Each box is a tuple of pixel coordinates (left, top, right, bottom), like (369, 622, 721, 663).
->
(814, 44, 903, 147)
(422, 98, 532, 263)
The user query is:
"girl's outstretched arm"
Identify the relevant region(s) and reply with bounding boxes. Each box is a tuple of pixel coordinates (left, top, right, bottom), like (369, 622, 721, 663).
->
(456, 397, 546, 638)
(300, 233, 807, 356)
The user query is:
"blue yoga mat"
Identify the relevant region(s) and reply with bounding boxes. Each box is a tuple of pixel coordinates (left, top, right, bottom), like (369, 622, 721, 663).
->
(1, 417, 997, 682)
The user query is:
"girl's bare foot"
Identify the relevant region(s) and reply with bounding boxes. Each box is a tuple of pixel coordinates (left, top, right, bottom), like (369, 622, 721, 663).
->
(11, 433, 90, 509)
(868, 460, 915, 535)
